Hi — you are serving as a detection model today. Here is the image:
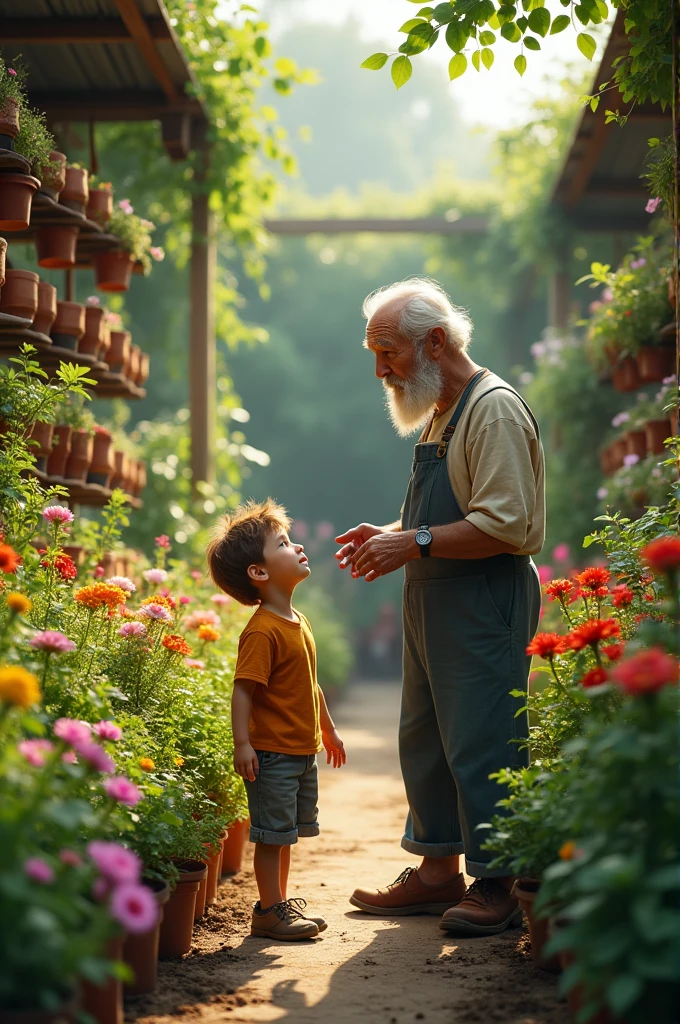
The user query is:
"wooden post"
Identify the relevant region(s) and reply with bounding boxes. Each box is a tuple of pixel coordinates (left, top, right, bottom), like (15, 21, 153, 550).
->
(189, 159, 215, 489)
(548, 243, 570, 331)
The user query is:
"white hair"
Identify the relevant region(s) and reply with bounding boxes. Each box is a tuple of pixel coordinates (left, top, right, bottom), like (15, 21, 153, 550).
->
(362, 277, 473, 353)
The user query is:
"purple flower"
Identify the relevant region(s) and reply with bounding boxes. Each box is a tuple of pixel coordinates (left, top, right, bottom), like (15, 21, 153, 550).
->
(630, 257, 646, 270)
(25, 858, 54, 884)
(645, 197, 661, 214)
(103, 775, 143, 807)
(106, 575, 136, 594)
(53, 718, 91, 746)
(623, 453, 640, 467)
(43, 505, 74, 524)
(143, 568, 168, 585)
(110, 883, 158, 933)
(92, 720, 122, 741)
(118, 621, 147, 638)
(597, 487, 609, 500)
(87, 841, 141, 884)
(73, 740, 115, 774)
(138, 603, 171, 622)
(611, 411, 630, 428)
(30, 631, 76, 654)
(18, 739, 54, 767)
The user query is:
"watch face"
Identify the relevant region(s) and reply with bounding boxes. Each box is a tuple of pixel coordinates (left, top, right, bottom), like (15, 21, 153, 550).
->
(415, 528, 432, 546)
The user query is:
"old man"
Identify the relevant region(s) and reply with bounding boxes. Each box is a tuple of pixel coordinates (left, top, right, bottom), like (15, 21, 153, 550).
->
(336, 278, 544, 936)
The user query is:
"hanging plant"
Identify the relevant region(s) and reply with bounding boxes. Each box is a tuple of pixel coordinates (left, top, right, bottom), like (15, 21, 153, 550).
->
(106, 200, 164, 275)
(13, 106, 55, 173)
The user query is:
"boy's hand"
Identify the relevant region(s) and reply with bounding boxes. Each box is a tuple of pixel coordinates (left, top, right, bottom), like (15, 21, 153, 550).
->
(234, 742, 259, 782)
(322, 727, 346, 768)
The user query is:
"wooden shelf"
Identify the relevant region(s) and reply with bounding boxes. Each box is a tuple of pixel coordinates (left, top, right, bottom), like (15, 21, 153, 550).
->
(33, 469, 143, 508)
(0, 311, 33, 332)
(0, 150, 32, 175)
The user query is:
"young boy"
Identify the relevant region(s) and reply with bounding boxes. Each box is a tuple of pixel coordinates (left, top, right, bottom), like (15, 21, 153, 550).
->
(207, 499, 346, 941)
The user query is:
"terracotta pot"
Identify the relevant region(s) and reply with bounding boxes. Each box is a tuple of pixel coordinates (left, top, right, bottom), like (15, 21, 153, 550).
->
(81, 935, 123, 1024)
(599, 446, 612, 476)
(29, 421, 54, 474)
(0, 96, 20, 141)
(558, 949, 612, 1023)
(109, 450, 128, 491)
(514, 880, 559, 973)
(646, 418, 672, 454)
(107, 329, 131, 373)
(636, 345, 676, 384)
(194, 864, 209, 921)
(60, 166, 88, 214)
(123, 459, 138, 496)
(159, 859, 207, 959)
(610, 438, 627, 472)
(135, 460, 147, 497)
(626, 429, 648, 461)
(127, 344, 141, 382)
(37, 151, 67, 197)
(0, 997, 79, 1024)
(88, 430, 114, 487)
(122, 878, 170, 995)
(99, 321, 111, 363)
(221, 818, 249, 875)
(0, 235, 6, 288)
(672, 408, 679, 438)
(0, 172, 39, 231)
(93, 250, 133, 293)
(63, 429, 93, 482)
(46, 425, 72, 478)
(204, 844, 222, 907)
(62, 544, 85, 566)
(86, 188, 113, 226)
(51, 301, 85, 352)
(81, 306, 105, 358)
(137, 351, 150, 386)
(35, 225, 79, 270)
(33, 281, 57, 336)
(612, 356, 641, 393)
(0, 268, 38, 320)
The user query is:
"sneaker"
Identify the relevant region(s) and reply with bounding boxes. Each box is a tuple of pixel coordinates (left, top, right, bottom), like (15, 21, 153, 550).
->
(288, 897, 328, 932)
(439, 878, 523, 936)
(251, 900, 319, 940)
(349, 866, 466, 916)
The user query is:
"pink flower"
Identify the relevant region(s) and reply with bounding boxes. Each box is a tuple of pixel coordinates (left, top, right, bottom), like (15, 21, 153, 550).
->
(86, 295, 100, 307)
(630, 257, 647, 270)
(106, 575, 136, 594)
(138, 603, 171, 622)
(291, 520, 308, 540)
(93, 720, 122, 741)
(623, 453, 640, 467)
(118, 198, 134, 215)
(602, 287, 613, 302)
(25, 858, 54, 884)
(103, 775, 143, 807)
(94, 565, 105, 578)
(110, 883, 158, 933)
(62, 750, 77, 764)
(92, 876, 110, 902)
(210, 594, 230, 606)
(73, 740, 115, 774)
(88, 841, 141, 884)
(185, 658, 205, 670)
(59, 849, 82, 867)
(184, 609, 220, 630)
(150, 246, 165, 262)
(179, 595, 191, 605)
(140, 219, 155, 230)
(53, 718, 91, 746)
(316, 521, 335, 541)
(118, 621, 147, 637)
(537, 565, 554, 585)
(43, 505, 74, 524)
(18, 739, 54, 767)
(143, 568, 168, 584)
(155, 534, 171, 549)
(552, 544, 570, 563)
(30, 631, 76, 654)
(8, 68, 17, 76)
(645, 196, 661, 214)
(191, 570, 202, 580)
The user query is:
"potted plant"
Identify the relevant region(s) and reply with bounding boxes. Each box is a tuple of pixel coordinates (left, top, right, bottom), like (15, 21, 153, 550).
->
(62, 398, 95, 482)
(46, 422, 73, 480)
(86, 177, 113, 226)
(87, 426, 115, 487)
(0, 60, 44, 231)
(35, 223, 79, 269)
(35, 150, 67, 200)
(60, 163, 89, 215)
(51, 301, 85, 352)
(93, 200, 164, 292)
(33, 280, 57, 337)
(105, 312, 131, 373)
(80, 296, 107, 360)
(0, 235, 6, 287)
(0, 55, 23, 144)
(0, 268, 38, 320)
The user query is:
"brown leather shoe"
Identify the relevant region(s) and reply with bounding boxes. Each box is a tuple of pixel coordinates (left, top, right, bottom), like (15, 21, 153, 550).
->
(439, 878, 523, 936)
(288, 897, 328, 932)
(251, 900, 319, 940)
(350, 866, 466, 916)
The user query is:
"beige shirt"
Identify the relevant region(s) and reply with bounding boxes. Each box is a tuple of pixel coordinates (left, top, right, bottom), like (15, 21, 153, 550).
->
(421, 371, 545, 555)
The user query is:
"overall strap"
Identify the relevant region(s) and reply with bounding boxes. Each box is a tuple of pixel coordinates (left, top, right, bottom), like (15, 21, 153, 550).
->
(468, 385, 541, 441)
(436, 368, 489, 459)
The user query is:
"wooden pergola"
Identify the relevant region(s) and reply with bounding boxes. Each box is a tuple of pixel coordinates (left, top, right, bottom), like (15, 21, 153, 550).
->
(0, 0, 216, 486)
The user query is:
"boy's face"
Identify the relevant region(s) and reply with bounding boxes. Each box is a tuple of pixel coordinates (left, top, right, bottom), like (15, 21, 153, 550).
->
(257, 528, 310, 591)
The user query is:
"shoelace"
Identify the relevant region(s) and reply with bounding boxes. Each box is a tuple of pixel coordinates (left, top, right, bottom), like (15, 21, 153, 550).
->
(388, 866, 417, 889)
(461, 878, 499, 906)
(273, 899, 307, 923)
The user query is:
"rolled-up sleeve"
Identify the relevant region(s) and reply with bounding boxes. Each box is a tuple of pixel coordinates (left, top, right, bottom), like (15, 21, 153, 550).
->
(464, 418, 537, 550)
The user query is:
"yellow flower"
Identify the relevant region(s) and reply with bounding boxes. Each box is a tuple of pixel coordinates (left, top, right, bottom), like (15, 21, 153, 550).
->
(174, 756, 184, 767)
(559, 841, 577, 861)
(6, 592, 32, 615)
(198, 624, 220, 642)
(139, 757, 155, 771)
(0, 666, 40, 708)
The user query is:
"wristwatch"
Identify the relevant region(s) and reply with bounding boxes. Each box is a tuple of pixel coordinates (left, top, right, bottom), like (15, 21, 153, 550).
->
(414, 523, 433, 558)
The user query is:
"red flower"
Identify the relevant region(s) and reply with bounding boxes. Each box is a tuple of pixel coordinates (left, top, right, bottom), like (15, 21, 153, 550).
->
(544, 579, 574, 602)
(576, 567, 611, 592)
(41, 553, 77, 581)
(0, 544, 21, 574)
(611, 584, 634, 607)
(610, 648, 679, 696)
(643, 593, 655, 602)
(567, 618, 620, 651)
(526, 633, 567, 659)
(581, 667, 608, 688)
(642, 537, 680, 574)
(155, 534, 171, 549)
(603, 643, 624, 662)
(568, 588, 583, 604)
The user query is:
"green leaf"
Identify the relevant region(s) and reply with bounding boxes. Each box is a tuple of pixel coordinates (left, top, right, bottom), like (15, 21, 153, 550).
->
(160, 811, 184, 826)
(417, 6, 435, 17)
(471, 49, 481, 70)
(254, 36, 270, 58)
(446, 20, 469, 51)
(527, 7, 550, 35)
(488, 11, 501, 28)
(391, 54, 413, 89)
(524, 35, 541, 49)
(577, 31, 597, 60)
(399, 17, 426, 31)
(433, 2, 457, 23)
(501, 21, 522, 41)
(448, 52, 468, 79)
(516, 16, 529, 30)
(400, 22, 435, 53)
(514, 53, 527, 75)
(479, 29, 496, 43)
(361, 52, 389, 70)
(590, 95, 600, 112)
(606, 976, 643, 1016)
(481, 46, 494, 68)
(550, 14, 570, 33)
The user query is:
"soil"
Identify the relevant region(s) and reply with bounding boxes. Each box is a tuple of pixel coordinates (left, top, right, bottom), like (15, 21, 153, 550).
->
(126, 681, 570, 1024)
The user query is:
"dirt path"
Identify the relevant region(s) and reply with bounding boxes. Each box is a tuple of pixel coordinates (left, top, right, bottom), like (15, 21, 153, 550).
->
(129, 682, 568, 1024)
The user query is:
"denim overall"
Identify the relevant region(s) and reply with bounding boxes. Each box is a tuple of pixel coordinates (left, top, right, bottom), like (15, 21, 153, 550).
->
(399, 369, 541, 876)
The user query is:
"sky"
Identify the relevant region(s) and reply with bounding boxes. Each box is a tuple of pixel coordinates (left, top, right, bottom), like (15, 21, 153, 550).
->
(264, 0, 611, 129)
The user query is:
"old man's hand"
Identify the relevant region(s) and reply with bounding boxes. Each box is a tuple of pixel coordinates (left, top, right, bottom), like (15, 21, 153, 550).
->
(353, 531, 416, 582)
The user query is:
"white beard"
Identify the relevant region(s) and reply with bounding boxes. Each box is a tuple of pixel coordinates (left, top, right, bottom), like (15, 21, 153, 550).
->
(382, 349, 443, 438)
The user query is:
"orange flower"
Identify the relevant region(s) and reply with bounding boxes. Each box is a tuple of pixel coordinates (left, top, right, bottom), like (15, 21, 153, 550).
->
(544, 579, 574, 602)
(162, 634, 192, 656)
(142, 594, 176, 611)
(526, 633, 567, 659)
(567, 618, 620, 651)
(559, 841, 577, 861)
(642, 536, 680, 574)
(575, 567, 610, 592)
(74, 583, 126, 611)
(0, 544, 21, 574)
(581, 667, 608, 688)
(175, 756, 185, 767)
(6, 592, 31, 614)
(198, 624, 220, 642)
(611, 584, 634, 607)
(139, 757, 155, 771)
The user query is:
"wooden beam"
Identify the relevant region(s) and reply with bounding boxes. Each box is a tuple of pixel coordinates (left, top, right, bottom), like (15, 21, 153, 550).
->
(562, 111, 612, 209)
(113, 0, 177, 102)
(0, 17, 171, 43)
(32, 91, 202, 121)
(189, 164, 215, 488)
(264, 216, 488, 235)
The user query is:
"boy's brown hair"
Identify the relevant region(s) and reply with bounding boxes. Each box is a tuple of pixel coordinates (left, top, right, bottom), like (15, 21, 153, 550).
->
(206, 498, 291, 605)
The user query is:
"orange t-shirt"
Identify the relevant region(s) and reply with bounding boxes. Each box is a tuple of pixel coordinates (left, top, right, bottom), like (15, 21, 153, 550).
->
(234, 607, 321, 755)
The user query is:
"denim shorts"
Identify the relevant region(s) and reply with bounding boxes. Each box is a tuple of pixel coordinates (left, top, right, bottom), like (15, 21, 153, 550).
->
(244, 750, 320, 845)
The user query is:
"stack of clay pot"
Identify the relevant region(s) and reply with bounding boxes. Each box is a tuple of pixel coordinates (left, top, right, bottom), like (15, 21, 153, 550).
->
(0, 99, 39, 231)
(51, 300, 85, 352)
(80, 304, 110, 362)
(87, 427, 115, 488)
(0, 268, 58, 339)
(63, 428, 94, 484)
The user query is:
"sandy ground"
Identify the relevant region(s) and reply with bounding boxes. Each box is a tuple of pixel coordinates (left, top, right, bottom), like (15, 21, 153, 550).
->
(128, 682, 569, 1024)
